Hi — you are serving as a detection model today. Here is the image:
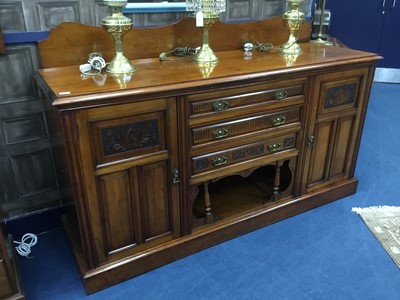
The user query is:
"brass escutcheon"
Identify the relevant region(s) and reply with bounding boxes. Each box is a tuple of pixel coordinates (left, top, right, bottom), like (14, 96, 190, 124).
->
(274, 89, 289, 100)
(211, 100, 229, 112)
(212, 155, 228, 166)
(272, 115, 287, 126)
(172, 168, 180, 184)
(268, 143, 282, 152)
(212, 128, 229, 139)
(307, 135, 315, 147)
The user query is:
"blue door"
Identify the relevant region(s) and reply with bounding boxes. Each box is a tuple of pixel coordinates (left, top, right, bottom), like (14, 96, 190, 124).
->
(379, 1, 400, 67)
(328, 0, 400, 67)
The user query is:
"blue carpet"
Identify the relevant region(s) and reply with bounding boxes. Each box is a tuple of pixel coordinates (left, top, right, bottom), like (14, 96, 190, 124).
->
(18, 82, 400, 300)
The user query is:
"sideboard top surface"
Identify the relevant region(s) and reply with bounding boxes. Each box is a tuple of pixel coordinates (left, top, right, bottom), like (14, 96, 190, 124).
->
(37, 43, 380, 109)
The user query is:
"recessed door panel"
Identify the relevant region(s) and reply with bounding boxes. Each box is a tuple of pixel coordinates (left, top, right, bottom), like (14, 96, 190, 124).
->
(139, 161, 172, 242)
(307, 121, 332, 186)
(98, 170, 141, 256)
(329, 116, 354, 179)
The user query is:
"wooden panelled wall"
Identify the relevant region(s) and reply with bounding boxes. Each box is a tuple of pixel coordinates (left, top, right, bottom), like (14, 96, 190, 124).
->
(0, 0, 313, 219)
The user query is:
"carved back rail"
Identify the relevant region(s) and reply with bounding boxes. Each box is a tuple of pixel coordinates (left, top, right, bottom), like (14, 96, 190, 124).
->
(38, 17, 311, 68)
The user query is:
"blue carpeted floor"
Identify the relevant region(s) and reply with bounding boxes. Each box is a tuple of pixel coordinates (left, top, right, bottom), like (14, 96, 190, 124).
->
(18, 82, 400, 299)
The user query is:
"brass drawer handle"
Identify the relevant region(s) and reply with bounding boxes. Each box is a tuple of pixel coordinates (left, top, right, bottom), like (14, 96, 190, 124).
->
(274, 89, 289, 100)
(212, 100, 229, 112)
(268, 143, 282, 152)
(272, 115, 286, 126)
(212, 155, 228, 166)
(212, 128, 229, 139)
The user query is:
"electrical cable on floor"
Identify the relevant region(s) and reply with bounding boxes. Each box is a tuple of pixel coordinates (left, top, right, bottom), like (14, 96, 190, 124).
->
(14, 233, 38, 258)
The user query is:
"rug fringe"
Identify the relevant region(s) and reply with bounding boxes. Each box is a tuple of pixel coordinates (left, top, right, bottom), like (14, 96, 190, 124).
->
(352, 205, 400, 214)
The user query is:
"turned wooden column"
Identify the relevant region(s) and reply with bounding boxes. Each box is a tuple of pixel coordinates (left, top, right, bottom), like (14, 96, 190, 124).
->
(203, 182, 215, 223)
(269, 160, 284, 202)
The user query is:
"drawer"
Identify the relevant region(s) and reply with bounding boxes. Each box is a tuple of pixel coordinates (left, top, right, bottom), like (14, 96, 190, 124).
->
(83, 98, 173, 166)
(91, 112, 166, 165)
(187, 78, 306, 122)
(192, 133, 297, 174)
(191, 107, 301, 147)
(316, 70, 366, 115)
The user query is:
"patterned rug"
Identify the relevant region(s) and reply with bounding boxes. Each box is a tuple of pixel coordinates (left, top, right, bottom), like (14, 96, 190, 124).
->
(352, 206, 400, 268)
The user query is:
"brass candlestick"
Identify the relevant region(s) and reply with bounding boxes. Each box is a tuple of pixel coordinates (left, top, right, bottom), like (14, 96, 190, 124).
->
(311, 0, 333, 45)
(281, 0, 305, 55)
(101, 0, 136, 74)
(186, 0, 226, 63)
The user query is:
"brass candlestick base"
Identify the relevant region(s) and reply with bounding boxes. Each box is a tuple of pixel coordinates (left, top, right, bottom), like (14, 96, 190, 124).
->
(281, 0, 305, 55)
(311, 37, 333, 46)
(281, 53, 300, 66)
(197, 61, 217, 78)
(193, 18, 219, 63)
(102, 1, 135, 74)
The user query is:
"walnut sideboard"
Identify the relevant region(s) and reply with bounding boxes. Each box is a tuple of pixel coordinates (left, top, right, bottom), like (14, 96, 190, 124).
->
(35, 34, 380, 292)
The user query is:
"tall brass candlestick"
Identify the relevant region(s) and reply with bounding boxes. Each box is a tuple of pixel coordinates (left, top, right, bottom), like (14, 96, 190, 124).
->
(281, 0, 305, 55)
(102, 0, 136, 74)
(311, 0, 333, 45)
(186, 0, 226, 63)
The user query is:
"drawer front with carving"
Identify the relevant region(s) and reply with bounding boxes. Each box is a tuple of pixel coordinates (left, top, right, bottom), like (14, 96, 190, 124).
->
(315, 68, 368, 115)
(91, 111, 165, 165)
(192, 133, 297, 174)
(187, 79, 306, 124)
(191, 107, 302, 147)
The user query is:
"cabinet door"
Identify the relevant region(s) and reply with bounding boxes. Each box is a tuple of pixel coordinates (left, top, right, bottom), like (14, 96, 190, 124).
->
(73, 98, 180, 266)
(303, 68, 370, 193)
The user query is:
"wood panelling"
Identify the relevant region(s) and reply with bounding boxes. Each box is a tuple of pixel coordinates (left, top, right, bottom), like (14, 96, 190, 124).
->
(134, 12, 190, 27)
(0, 0, 93, 32)
(0, 27, 5, 54)
(0, 0, 314, 32)
(0, 2, 26, 31)
(2, 113, 47, 145)
(225, 0, 256, 22)
(11, 149, 57, 197)
(259, 0, 285, 20)
(36, 1, 81, 31)
(0, 46, 38, 104)
(0, 44, 62, 217)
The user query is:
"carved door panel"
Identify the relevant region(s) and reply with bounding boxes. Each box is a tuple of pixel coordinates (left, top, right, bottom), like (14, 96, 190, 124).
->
(303, 68, 370, 193)
(73, 98, 180, 265)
